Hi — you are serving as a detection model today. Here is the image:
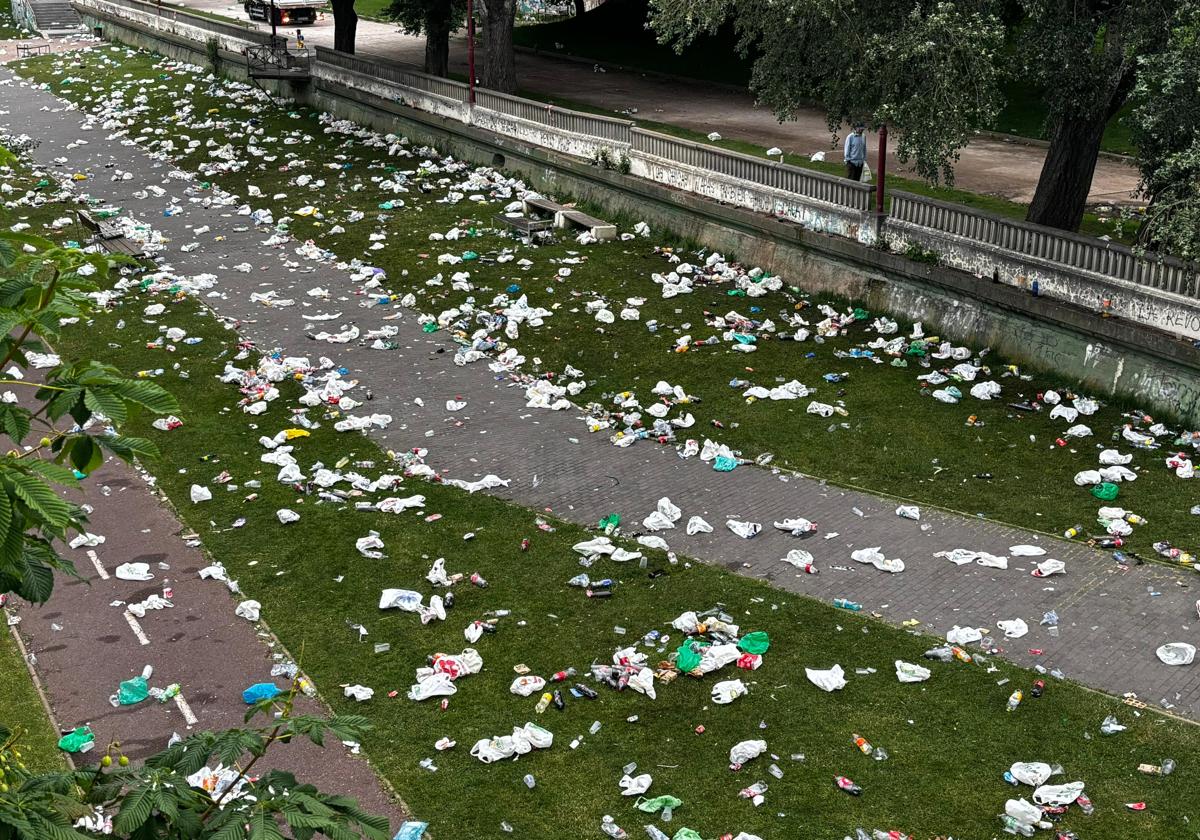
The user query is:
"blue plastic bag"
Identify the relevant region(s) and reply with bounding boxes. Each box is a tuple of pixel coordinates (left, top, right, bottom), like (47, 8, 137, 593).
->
(394, 821, 429, 840)
(242, 682, 282, 704)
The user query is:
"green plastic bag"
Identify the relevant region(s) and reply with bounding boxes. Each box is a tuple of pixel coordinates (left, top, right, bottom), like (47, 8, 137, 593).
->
(852, 307, 870, 320)
(635, 794, 682, 813)
(461, 251, 479, 261)
(1092, 482, 1119, 501)
(422, 322, 438, 333)
(598, 513, 620, 531)
(57, 726, 94, 753)
(738, 631, 770, 654)
(117, 675, 149, 705)
(672, 829, 702, 840)
(675, 642, 705, 674)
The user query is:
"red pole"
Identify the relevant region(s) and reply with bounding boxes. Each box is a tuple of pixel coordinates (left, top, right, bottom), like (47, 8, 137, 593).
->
(875, 123, 888, 214)
(467, 0, 476, 106)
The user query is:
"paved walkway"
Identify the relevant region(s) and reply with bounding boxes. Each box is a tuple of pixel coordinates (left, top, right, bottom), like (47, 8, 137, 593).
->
(174, 0, 1141, 207)
(2, 65, 1197, 741)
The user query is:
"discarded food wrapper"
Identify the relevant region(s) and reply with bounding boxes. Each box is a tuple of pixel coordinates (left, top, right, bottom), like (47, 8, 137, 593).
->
(115, 562, 153, 581)
(895, 505, 920, 520)
(894, 660, 930, 683)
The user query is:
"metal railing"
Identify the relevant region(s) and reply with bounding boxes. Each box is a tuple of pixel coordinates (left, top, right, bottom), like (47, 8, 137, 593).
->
(246, 43, 309, 74)
(889, 191, 1198, 298)
(315, 47, 468, 102)
(475, 88, 633, 143)
(632, 128, 873, 212)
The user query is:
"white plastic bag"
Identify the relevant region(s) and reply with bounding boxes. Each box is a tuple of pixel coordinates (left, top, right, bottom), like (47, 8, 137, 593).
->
(805, 664, 846, 692)
(1156, 642, 1196, 666)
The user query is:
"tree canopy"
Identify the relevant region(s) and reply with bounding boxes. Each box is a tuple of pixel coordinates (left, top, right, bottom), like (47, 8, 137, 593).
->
(1129, 4, 1200, 259)
(649, 0, 1199, 254)
(648, 0, 1005, 185)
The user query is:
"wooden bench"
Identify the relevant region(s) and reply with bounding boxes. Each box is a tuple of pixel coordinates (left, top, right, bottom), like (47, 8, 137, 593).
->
(16, 43, 50, 59)
(77, 210, 145, 258)
(493, 212, 554, 236)
(557, 208, 617, 241)
(521, 197, 617, 241)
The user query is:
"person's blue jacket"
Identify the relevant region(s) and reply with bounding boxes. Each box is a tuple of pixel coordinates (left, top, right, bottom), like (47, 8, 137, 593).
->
(844, 132, 867, 164)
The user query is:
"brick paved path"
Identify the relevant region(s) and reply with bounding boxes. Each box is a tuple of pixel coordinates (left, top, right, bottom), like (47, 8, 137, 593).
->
(3, 70, 1197, 739)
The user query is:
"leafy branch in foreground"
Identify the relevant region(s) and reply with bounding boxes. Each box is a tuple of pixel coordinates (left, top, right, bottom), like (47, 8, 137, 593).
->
(0, 226, 179, 603)
(0, 683, 390, 840)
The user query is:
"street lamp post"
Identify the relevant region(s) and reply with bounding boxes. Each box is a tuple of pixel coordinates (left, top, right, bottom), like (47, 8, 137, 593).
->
(467, 0, 476, 106)
(875, 123, 888, 214)
(270, 0, 277, 40)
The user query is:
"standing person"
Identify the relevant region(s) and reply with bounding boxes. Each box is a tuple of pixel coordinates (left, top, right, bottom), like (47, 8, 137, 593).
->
(844, 123, 867, 181)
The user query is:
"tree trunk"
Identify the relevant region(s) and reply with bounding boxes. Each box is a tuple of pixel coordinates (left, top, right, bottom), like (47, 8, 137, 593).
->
(573, 0, 585, 16)
(330, 0, 357, 54)
(480, 0, 516, 93)
(1024, 113, 1108, 231)
(424, 4, 451, 76)
(1026, 71, 1136, 232)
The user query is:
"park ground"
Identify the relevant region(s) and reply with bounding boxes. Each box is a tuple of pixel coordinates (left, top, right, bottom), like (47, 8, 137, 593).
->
(0, 43, 1197, 840)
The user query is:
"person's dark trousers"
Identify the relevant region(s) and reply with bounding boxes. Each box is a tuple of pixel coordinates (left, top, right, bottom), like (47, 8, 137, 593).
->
(846, 162, 863, 181)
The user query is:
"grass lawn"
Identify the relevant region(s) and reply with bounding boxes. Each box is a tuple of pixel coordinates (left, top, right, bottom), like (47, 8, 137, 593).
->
(513, 0, 1137, 157)
(0, 631, 63, 773)
(2, 62, 1199, 838)
(15, 47, 1194, 569)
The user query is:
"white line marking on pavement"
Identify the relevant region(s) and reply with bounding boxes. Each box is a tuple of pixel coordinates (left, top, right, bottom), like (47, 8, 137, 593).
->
(88, 550, 109, 580)
(174, 692, 198, 726)
(123, 611, 150, 646)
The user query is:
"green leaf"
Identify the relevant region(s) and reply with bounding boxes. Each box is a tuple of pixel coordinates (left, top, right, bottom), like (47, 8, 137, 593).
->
(113, 786, 154, 835)
(0, 403, 32, 444)
(83, 389, 127, 426)
(207, 815, 249, 840)
(14, 545, 55, 603)
(248, 811, 285, 840)
(111, 379, 180, 416)
(24, 459, 80, 488)
(66, 437, 103, 476)
(7, 471, 73, 526)
(97, 434, 160, 463)
(0, 238, 15, 269)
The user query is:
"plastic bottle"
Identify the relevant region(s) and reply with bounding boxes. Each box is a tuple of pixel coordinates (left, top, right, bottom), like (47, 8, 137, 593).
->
(469, 572, 488, 588)
(1075, 793, 1094, 815)
(550, 668, 577, 682)
(1063, 524, 1083, 539)
(1125, 512, 1147, 525)
(535, 692, 552, 714)
(552, 690, 565, 711)
(1089, 536, 1123, 549)
(644, 826, 671, 840)
(835, 776, 862, 795)
(1031, 679, 1045, 698)
(998, 815, 1035, 837)
(923, 646, 954, 662)
(852, 733, 873, 755)
(951, 646, 973, 663)
(600, 816, 628, 839)
(833, 598, 863, 611)
(872, 746, 889, 762)
(1006, 690, 1024, 712)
